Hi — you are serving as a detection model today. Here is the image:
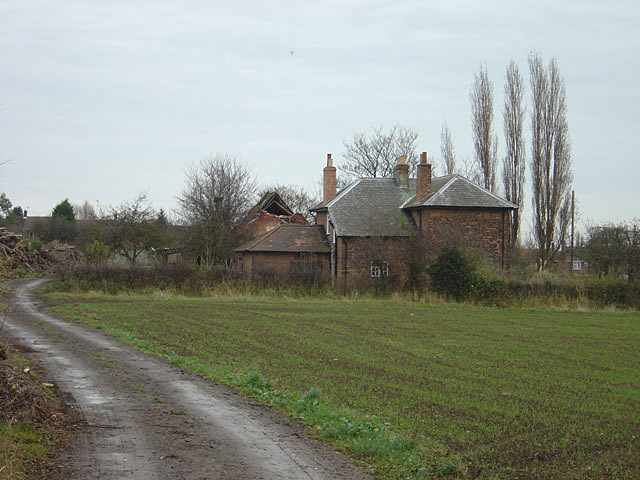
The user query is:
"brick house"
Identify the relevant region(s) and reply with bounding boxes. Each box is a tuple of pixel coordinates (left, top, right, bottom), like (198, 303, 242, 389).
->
(310, 152, 517, 279)
(234, 224, 330, 275)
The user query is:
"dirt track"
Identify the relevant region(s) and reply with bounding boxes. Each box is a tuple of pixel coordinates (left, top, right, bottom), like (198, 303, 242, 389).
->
(2, 279, 372, 479)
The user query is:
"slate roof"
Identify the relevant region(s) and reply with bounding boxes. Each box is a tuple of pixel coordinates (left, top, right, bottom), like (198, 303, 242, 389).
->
(402, 175, 518, 209)
(311, 174, 517, 237)
(234, 224, 330, 253)
(314, 178, 418, 237)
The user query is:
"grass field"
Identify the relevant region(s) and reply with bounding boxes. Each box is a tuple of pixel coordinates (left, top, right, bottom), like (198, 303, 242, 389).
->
(44, 292, 640, 479)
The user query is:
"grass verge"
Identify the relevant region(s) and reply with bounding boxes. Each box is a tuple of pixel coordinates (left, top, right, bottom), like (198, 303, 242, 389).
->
(43, 291, 640, 479)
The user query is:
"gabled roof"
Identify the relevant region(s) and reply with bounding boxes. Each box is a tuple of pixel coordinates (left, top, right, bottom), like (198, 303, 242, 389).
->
(311, 174, 517, 237)
(254, 191, 294, 216)
(318, 178, 418, 237)
(234, 224, 330, 253)
(402, 175, 518, 209)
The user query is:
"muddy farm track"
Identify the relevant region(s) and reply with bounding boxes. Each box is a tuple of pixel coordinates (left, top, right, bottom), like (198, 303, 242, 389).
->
(2, 279, 372, 479)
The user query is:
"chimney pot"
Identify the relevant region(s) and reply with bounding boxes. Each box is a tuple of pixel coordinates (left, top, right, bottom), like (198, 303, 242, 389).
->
(394, 156, 409, 187)
(420, 151, 427, 164)
(327, 153, 333, 167)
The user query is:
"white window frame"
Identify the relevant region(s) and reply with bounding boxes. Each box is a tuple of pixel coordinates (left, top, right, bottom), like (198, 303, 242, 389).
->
(572, 260, 582, 271)
(370, 260, 389, 278)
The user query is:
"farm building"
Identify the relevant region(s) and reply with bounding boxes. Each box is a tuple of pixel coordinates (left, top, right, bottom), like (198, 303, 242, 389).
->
(236, 152, 516, 280)
(310, 152, 517, 279)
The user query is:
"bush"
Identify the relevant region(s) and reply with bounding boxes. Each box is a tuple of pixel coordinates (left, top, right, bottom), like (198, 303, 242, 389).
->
(84, 240, 110, 265)
(428, 247, 476, 301)
(25, 238, 43, 251)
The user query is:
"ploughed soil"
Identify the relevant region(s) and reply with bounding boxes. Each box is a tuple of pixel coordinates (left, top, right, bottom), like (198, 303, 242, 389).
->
(2, 279, 373, 479)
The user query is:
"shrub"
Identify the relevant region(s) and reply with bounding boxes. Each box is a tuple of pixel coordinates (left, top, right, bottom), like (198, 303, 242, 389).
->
(23, 238, 43, 251)
(84, 240, 110, 265)
(428, 247, 476, 301)
(470, 276, 504, 303)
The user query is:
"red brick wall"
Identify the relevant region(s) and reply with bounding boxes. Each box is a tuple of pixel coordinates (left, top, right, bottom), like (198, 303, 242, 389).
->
(417, 208, 510, 266)
(239, 251, 330, 275)
(241, 211, 309, 243)
(316, 211, 328, 233)
(334, 208, 510, 280)
(336, 237, 409, 279)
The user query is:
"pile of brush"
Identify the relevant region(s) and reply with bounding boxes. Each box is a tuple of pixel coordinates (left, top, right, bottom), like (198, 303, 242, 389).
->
(0, 227, 80, 274)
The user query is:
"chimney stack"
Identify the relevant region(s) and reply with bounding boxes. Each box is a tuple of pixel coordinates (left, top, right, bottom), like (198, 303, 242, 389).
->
(323, 153, 337, 202)
(416, 151, 432, 200)
(394, 155, 409, 187)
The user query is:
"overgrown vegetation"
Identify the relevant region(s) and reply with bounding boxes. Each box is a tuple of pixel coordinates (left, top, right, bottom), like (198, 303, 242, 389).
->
(0, 338, 74, 479)
(43, 291, 640, 479)
(51, 247, 640, 310)
(582, 218, 640, 281)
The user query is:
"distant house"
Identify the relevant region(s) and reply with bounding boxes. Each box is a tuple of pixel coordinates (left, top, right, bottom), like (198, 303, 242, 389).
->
(309, 152, 517, 279)
(558, 253, 591, 276)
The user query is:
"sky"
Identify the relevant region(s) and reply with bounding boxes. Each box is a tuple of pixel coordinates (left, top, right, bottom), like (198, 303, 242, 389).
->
(1, 0, 639, 235)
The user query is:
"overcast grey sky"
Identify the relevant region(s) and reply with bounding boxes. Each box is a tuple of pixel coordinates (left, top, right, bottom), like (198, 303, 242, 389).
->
(1, 0, 638, 234)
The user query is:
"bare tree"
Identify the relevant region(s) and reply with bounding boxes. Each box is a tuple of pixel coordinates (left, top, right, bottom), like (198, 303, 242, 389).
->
(584, 220, 640, 281)
(341, 125, 419, 180)
(440, 121, 457, 175)
(73, 200, 98, 220)
(470, 65, 498, 191)
(529, 53, 573, 271)
(502, 60, 526, 248)
(178, 154, 256, 269)
(102, 193, 163, 265)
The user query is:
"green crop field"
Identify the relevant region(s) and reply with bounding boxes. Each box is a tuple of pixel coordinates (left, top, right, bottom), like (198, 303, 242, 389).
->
(44, 292, 640, 479)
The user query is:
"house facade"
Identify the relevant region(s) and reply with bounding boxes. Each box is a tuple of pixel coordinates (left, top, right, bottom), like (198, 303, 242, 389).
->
(234, 153, 516, 281)
(310, 152, 517, 280)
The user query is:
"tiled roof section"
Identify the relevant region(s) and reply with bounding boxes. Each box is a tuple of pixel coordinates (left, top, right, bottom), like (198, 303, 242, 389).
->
(235, 224, 330, 253)
(327, 178, 418, 237)
(403, 175, 518, 209)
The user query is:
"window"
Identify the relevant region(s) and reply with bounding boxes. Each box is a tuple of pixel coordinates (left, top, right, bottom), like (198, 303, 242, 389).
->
(370, 260, 388, 278)
(572, 260, 582, 271)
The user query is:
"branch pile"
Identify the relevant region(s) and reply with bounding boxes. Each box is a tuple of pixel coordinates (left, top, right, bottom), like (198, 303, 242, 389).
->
(0, 227, 81, 274)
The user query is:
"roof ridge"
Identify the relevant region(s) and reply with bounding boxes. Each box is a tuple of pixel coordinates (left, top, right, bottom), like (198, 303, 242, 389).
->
(324, 179, 361, 208)
(454, 176, 519, 208)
